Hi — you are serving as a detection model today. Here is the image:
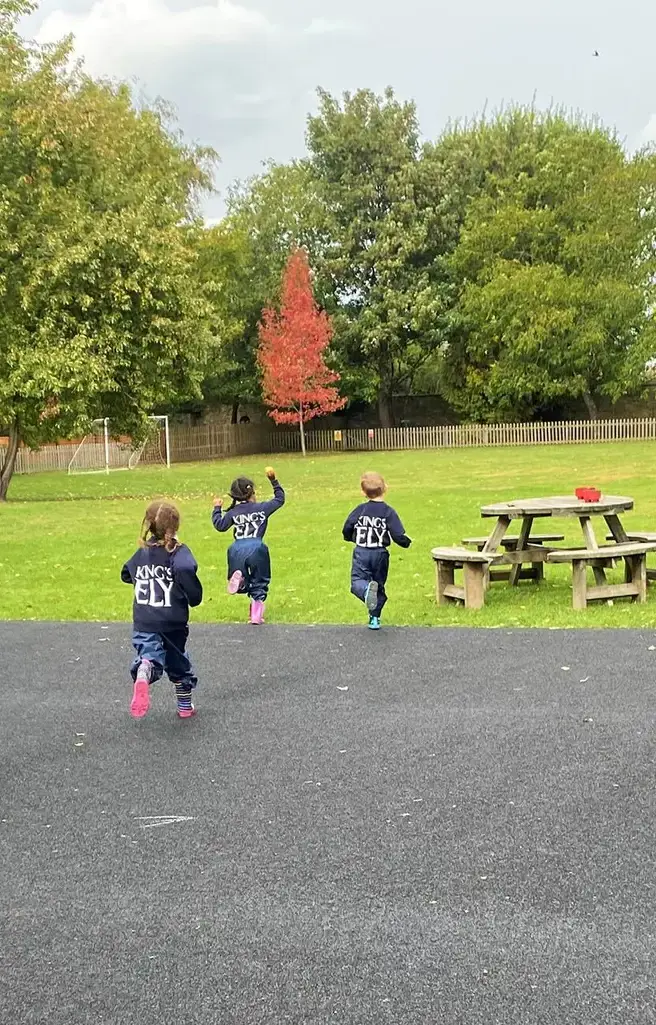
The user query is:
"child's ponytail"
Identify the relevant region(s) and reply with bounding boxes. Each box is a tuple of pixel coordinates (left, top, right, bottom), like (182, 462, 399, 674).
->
(228, 477, 255, 510)
(140, 501, 181, 553)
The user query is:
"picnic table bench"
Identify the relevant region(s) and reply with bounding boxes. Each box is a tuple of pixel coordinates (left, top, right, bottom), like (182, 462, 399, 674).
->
(462, 533, 565, 583)
(431, 547, 504, 610)
(547, 541, 656, 609)
(606, 531, 656, 582)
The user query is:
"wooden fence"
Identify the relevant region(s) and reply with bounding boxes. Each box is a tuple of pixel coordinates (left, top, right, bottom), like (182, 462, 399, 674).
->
(169, 424, 268, 463)
(4, 417, 656, 474)
(269, 418, 656, 453)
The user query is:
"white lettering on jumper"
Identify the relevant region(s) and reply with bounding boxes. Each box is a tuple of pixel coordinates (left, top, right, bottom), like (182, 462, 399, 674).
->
(134, 564, 174, 607)
(355, 515, 388, 548)
(233, 510, 266, 540)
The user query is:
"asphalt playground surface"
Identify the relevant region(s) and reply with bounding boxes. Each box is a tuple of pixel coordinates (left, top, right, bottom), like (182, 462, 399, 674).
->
(2, 621, 656, 1025)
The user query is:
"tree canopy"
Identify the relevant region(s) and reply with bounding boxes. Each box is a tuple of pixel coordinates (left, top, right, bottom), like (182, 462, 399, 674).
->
(223, 97, 656, 427)
(0, 0, 216, 497)
(258, 249, 344, 455)
(431, 109, 656, 421)
(3, 3, 656, 491)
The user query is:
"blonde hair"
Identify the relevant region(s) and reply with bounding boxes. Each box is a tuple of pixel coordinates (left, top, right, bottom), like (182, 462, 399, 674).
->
(140, 501, 180, 553)
(361, 471, 386, 499)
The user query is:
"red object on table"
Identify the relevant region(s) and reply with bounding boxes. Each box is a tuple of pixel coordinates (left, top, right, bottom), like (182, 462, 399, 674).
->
(575, 487, 601, 502)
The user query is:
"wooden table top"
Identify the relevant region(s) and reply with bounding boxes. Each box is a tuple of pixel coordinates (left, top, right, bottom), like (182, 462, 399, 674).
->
(481, 495, 634, 519)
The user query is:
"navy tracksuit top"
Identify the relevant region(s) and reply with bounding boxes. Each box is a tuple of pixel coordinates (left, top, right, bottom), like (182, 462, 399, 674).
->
(342, 501, 412, 550)
(212, 480, 285, 540)
(121, 542, 203, 632)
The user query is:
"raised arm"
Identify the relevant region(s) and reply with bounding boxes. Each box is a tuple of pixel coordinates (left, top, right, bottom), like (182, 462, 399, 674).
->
(172, 547, 203, 607)
(388, 510, 412, 549)
(262, 479, 285, 516)
(262, 467, 285, 516)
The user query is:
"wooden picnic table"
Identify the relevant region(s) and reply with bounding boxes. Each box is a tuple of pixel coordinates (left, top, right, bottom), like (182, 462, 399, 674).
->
(479, 495, 636, 589)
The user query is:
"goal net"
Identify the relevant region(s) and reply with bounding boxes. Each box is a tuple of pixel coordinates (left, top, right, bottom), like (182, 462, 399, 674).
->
(67, 416, 171, 475)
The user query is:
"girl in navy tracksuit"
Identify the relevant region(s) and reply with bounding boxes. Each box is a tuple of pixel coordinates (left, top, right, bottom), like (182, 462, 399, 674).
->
(121, 501, 203, 720)
(342, 471, 412, 630)
(212, 467, 285, 624)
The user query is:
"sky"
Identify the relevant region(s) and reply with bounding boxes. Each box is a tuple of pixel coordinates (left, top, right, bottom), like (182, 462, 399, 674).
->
(27, 0, 656, 221)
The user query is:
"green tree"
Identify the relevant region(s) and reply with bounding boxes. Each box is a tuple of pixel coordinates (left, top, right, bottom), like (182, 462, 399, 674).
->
(432, 109, 656, 421)
(195, 220, 253, 422)
(0, 0, 216, 499)
(199, 161, 329, 419)
(306, 88, 450, 426)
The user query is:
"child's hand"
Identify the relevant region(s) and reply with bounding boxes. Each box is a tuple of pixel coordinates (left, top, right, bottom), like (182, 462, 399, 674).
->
(265, 466, 276, 480)
(213, 496, 223, 508)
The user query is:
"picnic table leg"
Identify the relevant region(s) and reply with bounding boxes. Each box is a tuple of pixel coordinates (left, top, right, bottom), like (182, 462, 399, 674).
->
(463, 563, 486, 610)
(482, 515, 511, 553)
(572, 559, 587, 610)
(627, 553, 647, 603)
(579, 515, 609, 593)
(605, 514, 630, 544)
(579, 515, 599, 551)
(436, 560, 454, 606)
(482, 515, 511, 592)
(605, 514, 632, 581)
(508, 516, 534, 586)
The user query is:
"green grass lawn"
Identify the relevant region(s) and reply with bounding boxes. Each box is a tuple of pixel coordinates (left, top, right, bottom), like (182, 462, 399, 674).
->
(3, 442, 656, 628)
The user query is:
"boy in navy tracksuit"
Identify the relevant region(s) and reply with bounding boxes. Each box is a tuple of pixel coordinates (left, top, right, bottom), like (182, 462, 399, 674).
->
(121, 501, 203, 720)
(212, 467, 285, 624)
(343, 471, 411, 630)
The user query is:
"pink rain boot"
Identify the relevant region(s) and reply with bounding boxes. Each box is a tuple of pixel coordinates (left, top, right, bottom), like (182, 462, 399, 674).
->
(249, 600, 265, 625)
(227, 570, 243, 595)
(130, 660, 152, 719)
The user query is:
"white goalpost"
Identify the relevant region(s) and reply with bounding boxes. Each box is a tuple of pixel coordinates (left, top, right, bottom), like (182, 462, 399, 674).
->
(67, 416, 171, 475)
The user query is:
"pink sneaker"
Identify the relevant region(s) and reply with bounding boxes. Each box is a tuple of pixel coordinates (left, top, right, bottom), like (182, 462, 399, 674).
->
(227, 570, 243, 595)
(177, 705, 196, 719)
(249, 600, 265, 625)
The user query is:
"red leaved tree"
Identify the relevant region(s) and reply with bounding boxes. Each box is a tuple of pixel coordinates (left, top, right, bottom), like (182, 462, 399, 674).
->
(258, 248, 346, 455)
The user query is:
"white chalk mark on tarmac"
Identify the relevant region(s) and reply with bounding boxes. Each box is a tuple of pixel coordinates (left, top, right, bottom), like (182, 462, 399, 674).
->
(136, 815, 196, 830)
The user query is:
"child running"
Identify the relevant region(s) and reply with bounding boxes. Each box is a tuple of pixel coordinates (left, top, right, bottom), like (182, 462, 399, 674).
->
(212, 467, 285, 625)
(342, 471, 411, 630)
(121, 501, 203, 720)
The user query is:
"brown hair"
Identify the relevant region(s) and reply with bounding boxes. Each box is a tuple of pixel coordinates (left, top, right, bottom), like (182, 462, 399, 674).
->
(361, 472, 386, 499)
(140, 501, 180, 553)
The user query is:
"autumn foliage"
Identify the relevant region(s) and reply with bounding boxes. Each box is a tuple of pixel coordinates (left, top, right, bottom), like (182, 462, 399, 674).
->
(258, 250, 345, 437)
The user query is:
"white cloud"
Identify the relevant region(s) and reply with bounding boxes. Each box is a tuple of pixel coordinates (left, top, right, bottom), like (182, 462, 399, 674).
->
(305, 18, 357, 36)
(36, 0, 273, 78)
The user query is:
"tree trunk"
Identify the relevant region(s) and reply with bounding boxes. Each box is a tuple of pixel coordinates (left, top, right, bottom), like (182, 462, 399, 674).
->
(582, 391, 599, 421)
(231, 401, 239, 425)
(299, 402, 306, 457)
(377, 388, 395, 428)
(0, 420, 20, 502)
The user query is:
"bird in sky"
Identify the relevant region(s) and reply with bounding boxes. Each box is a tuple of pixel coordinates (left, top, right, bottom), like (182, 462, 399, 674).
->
(593, 49, 599, 56)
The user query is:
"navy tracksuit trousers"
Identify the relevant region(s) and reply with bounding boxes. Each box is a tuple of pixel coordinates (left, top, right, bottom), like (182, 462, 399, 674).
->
(351, 547, 389, 618)
(228, 538, 271, 602)
(130, 629, 198, 688)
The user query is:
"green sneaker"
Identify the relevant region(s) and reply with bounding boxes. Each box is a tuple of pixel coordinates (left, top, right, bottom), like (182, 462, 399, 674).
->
(368, 616, 381, 631)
